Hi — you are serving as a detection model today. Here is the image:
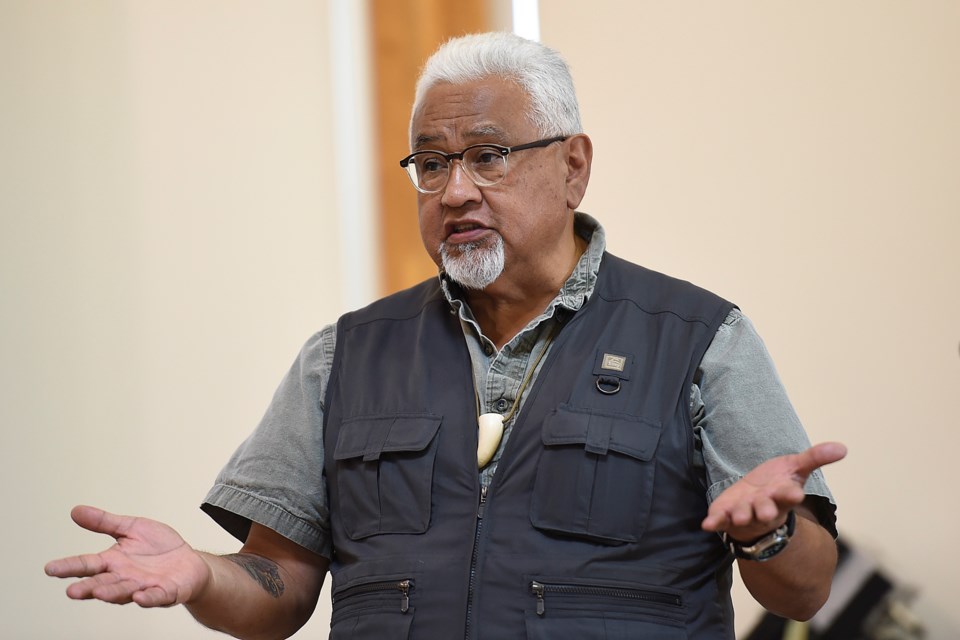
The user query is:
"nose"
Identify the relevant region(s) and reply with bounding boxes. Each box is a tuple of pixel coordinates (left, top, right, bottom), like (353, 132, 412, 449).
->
(440, 160, 482, 208)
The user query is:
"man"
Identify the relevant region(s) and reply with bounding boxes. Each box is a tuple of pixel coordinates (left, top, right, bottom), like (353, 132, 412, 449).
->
(46, 32, 846, 639)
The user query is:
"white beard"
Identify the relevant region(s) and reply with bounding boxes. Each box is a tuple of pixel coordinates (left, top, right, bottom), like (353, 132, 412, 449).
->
(439, 233, 505, 290)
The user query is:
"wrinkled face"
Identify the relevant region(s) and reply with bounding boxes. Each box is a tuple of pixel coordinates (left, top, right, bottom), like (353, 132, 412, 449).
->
(409, 77, 574, 289)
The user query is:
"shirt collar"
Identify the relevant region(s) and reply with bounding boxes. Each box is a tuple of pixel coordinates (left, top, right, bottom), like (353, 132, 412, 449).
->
(558, 211, 605, 312)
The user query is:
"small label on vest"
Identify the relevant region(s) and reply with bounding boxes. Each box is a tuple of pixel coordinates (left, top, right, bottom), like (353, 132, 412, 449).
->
(601, 353, 627, 372)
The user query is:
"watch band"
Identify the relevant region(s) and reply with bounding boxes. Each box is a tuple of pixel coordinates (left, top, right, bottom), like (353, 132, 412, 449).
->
(723, 509, 797, 562)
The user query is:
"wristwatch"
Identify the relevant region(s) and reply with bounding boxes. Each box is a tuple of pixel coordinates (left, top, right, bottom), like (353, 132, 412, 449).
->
(723, 510, 796, 562)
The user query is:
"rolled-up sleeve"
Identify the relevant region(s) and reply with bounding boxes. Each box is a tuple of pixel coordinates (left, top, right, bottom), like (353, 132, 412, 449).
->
(201, 325, 337, 558)
(691, 309, 837, 537)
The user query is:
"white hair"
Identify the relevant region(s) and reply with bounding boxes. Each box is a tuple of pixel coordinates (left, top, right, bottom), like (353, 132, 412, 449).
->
(411, 32, 582, 143)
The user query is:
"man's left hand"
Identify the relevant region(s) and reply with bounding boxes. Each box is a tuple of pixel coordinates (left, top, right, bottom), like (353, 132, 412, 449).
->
(701, 442, 847, 542)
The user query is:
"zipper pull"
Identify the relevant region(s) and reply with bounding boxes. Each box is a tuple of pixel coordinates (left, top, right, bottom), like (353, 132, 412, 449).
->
(398, 579, 410, 613)
(531, 581, 545, 616)
(478, 484, 488, 518)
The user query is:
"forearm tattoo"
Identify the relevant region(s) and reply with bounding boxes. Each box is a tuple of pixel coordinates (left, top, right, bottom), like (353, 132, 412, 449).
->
(225, 554, 285, 598)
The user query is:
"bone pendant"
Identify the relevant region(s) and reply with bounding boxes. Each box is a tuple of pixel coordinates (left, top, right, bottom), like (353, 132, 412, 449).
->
(477, 412, 505, 468)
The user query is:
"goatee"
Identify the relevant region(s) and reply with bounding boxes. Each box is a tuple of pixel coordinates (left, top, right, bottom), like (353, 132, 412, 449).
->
(439, 234, 505, 290)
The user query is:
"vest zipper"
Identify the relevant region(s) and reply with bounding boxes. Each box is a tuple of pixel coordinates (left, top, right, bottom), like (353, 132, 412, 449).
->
(335, 579, 412, 613)
(530, 580, 682, 616)
(464, 484, 488, 639)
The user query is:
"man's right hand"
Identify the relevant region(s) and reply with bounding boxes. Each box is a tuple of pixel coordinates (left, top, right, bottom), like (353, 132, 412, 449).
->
(45, 505, 211, 607)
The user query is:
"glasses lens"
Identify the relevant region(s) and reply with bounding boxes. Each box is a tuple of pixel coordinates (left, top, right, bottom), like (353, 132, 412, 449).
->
(464, 146, 506, 186)
(409, 152, 448, 192)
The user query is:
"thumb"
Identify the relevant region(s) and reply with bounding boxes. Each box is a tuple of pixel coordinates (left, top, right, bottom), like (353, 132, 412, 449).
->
(70, 505, 133, 539)
(794, 442, 847, 478)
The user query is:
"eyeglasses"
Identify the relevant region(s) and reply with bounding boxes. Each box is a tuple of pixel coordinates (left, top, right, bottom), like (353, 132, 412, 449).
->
(399, 136, 567, 194)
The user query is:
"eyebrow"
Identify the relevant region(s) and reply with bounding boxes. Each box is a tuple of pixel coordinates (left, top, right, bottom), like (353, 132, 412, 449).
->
(413, 134, 442, 150)
(466, 125, 510, 144)
(413, 124, 512, 151)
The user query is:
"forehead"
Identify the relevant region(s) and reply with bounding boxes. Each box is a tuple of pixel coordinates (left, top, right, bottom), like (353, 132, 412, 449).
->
(410, 77, 535, 150)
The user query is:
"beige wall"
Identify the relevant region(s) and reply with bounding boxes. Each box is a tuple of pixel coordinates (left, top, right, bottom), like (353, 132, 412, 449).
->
(542, 1, 960, 636)
(0, 1, 361, 637)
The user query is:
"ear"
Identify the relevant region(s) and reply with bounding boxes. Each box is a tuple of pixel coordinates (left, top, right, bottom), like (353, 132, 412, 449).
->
(564, 134, 593, 210)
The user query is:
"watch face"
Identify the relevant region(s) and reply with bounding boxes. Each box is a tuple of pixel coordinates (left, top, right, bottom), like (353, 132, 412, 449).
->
(751, 536, 789, 561)
(727, 511, 796, 562)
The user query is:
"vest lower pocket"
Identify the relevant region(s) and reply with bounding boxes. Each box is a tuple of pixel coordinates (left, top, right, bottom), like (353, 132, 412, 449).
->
(333, 415, 442, 540)
(524, 610, 687, 640)
(530, 405, 662, 543)
(525, 578, 686, 640)
(330, 613, 414, 640)
(330, 577, 415, 639)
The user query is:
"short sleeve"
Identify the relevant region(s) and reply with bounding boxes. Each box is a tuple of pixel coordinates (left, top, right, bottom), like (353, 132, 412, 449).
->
(201, 325, 337, 558)
(691, 309, 837, 537)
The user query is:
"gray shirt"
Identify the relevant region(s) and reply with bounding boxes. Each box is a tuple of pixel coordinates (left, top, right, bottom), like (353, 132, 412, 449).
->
(202, 213, 835, 559)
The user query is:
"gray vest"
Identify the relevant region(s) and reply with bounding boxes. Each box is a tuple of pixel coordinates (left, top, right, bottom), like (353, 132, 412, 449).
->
(324, 253, 737, 639)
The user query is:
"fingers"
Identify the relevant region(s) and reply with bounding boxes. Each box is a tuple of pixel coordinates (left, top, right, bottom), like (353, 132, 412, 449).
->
(45, 553, 108, 578)
(729, 499, 755, 528)
(65, 573, 130, 602)
(750, 495, 781, 524)
(702, 443, 847, 538)
(702, 474, 819, 536)
(769, 482, 806, 505)
(793, 442, 847, 477)
(90, 578, 151, 605)
(702, 473, 804, 534)
(53, 568, 177, 607)
(700, 510, 728, 533)
(133, 585, 177, 608)
(702, 495, 786, 533)
(64, 575, 175, 607)
(45, 506, 133, 577)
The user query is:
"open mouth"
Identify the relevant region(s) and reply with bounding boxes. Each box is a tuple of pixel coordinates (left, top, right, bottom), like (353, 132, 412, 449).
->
(446, 223, 491, 245)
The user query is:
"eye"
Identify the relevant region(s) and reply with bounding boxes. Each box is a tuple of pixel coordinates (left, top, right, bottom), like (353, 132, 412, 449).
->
(418, 155, 446, 174)
(473, 148, 502, 166)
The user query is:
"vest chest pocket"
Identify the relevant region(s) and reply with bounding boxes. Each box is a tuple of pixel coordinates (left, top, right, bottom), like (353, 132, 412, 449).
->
(334, 415, 442, 540)
(530, 405, 662, 544)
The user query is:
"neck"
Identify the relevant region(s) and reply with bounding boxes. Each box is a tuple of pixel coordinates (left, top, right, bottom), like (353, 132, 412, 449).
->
(465, 232, 587, 349)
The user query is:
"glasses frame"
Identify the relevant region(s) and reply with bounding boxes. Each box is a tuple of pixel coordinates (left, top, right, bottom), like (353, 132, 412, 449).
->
(399, 135, 567, 194)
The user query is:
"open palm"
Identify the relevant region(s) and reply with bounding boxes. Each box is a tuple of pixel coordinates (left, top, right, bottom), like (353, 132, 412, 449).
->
(45, 505, 211, 607)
